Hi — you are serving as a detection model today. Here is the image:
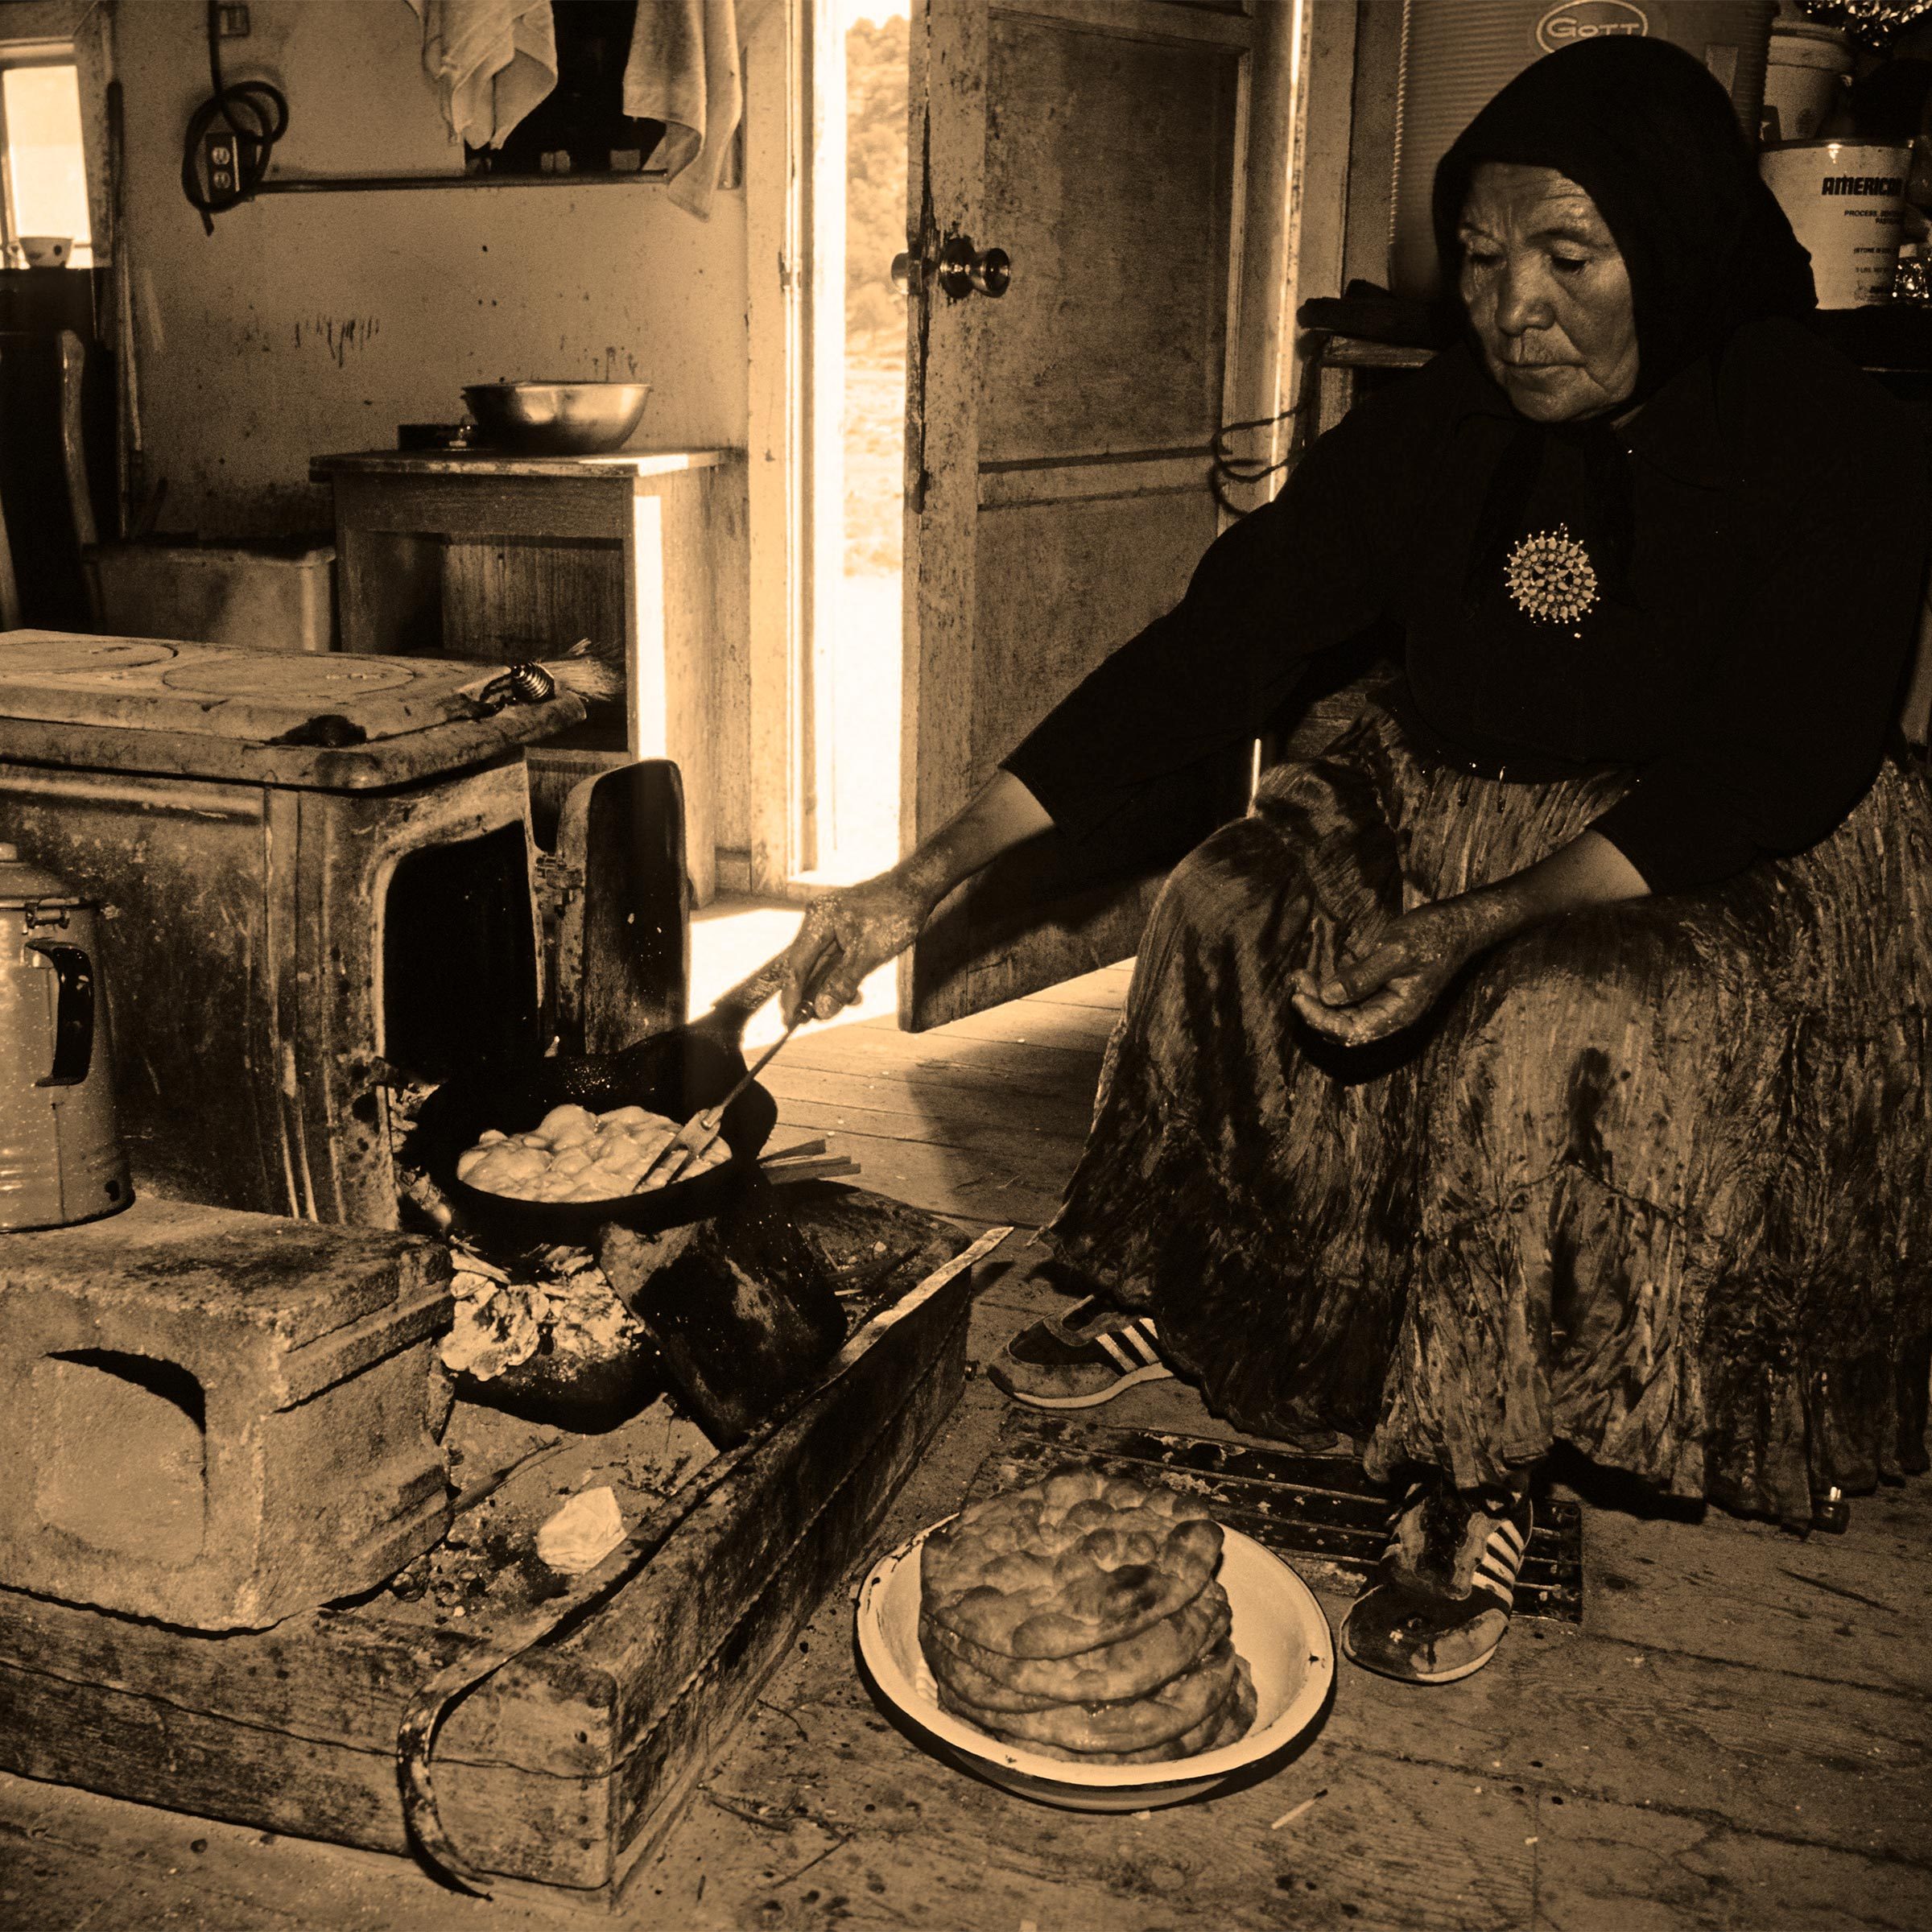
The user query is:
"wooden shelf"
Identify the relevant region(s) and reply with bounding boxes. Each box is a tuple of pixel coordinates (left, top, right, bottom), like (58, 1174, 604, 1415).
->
(312, 448, 747, 905)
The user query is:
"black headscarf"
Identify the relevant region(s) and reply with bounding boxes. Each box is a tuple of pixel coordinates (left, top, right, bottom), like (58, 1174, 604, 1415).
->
(1430, 37, 1817, 609)
(1430, 35, 1817, 405)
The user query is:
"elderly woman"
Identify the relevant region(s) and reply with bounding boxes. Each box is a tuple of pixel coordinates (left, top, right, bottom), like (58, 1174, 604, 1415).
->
(779, 37, 1932, 1685)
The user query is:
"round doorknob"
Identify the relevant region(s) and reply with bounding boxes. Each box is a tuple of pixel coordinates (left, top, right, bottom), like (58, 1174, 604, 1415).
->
(966, 246, 1010, 299)
(891, 251, 914, 295)
(937, 235, 1012, 301)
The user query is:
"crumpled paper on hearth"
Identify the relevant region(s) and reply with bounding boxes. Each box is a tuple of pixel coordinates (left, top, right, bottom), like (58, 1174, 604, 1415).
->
(439, 1262, 544, 1381)
(439, 1247, 638, 1381)
(536, 1485, 627, 1573)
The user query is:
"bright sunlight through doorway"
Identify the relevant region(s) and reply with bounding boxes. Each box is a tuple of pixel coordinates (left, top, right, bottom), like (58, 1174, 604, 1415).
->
(803, 0, 909, 888)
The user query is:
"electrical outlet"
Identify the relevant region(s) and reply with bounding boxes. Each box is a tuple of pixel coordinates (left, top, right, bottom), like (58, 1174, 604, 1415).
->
(200, 130, 256, 199)
(216, 3, 250, 35)
(203, 132, 237, 196)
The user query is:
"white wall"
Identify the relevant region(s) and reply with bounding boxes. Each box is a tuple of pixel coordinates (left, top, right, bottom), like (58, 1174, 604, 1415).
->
(114, 0, 749, 536)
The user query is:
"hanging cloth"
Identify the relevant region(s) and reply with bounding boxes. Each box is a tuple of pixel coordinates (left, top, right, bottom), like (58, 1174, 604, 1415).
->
(625, 0, 741, 217)
(407, 0, 559, 151)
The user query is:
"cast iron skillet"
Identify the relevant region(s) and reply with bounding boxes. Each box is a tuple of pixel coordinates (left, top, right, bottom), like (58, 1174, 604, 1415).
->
(405, 958, 786, 1249)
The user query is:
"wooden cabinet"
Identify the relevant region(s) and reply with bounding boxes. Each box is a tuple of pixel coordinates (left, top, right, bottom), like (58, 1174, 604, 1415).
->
(312, 448, 747, 904)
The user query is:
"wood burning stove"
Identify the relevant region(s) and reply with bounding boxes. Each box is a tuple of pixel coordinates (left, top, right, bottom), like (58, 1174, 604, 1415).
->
(0, 631, 585, 1226)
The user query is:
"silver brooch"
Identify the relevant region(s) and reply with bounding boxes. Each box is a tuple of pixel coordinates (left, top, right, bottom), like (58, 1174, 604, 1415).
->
(1504, 524, 1599, 626)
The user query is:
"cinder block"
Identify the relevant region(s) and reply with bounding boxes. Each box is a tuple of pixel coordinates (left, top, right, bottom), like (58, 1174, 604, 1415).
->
(0, 1195, 453, 1629)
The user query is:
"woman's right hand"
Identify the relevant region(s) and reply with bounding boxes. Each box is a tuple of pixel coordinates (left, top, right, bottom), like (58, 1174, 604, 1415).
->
(774, 770, 1056, 1026)
(778, 869, 935, 1026)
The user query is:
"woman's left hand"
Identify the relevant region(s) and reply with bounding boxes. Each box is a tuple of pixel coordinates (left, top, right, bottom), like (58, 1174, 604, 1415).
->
(1291, 895, 1505, 1046)
(1292, 835, 1650, 1046)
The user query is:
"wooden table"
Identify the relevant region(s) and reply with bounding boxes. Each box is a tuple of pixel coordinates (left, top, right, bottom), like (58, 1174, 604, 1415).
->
(312, 448, 746, 904)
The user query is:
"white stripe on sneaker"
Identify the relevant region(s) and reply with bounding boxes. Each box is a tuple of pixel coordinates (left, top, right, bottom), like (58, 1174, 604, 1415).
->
(1095, 1330, 1137, 1372)
(1470, 1520, 1528, 1608)
(1122, 1324, 1161, 1367)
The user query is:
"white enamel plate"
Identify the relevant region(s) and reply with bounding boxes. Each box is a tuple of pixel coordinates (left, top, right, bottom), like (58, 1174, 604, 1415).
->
(855, 1520, 1335, 1811)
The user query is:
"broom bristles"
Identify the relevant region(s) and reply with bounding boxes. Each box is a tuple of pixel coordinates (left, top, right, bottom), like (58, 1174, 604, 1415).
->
(533, 650, 625, 708)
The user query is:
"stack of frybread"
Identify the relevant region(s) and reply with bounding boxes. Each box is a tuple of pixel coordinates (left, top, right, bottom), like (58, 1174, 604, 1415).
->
(918, 1468, 1255, 1765)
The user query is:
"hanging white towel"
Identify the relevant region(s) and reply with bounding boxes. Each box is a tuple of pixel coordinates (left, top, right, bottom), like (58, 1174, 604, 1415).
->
(407, 0, 559, 151)
(624, 0, 741, 218)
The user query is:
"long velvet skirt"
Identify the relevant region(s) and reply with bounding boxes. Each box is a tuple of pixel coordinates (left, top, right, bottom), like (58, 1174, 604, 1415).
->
(1045, 683, 1932, 1525)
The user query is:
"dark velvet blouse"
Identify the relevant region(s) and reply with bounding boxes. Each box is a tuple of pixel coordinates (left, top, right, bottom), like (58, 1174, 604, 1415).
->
(1002, 318, 1930, 896)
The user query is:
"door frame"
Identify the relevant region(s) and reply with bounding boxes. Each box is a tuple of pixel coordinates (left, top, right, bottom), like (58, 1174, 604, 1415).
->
(744, 0, 818, 898)
(745, 0, 896, 900)
(745, 0, 1330, 919)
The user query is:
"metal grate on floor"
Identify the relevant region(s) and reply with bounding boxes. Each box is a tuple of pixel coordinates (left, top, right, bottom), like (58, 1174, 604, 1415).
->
(968, 1411, 1584, 1624)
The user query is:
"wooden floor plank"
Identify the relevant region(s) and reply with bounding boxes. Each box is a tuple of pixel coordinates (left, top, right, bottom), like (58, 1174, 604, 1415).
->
(772, 1100, 1085, 1209)
(1531, 1786, 1932, 1932)
(1298, 1613, 1931, 1868)
(766, 1120, 1071, 1231)
(657, 1674, 1542, 1931)
(762, 1060, 1100, 1146)
(778, 1022, 1105, 1101)
(770, 1091, 1087, 1169)
(0, 1773, 581, 1932)
(1579, 1498, 1932, 1700)
(1015, 962, 1137, 1010)
(904, 999, 1122, 1052)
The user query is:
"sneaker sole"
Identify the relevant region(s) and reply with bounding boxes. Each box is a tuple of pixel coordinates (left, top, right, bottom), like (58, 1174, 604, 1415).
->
(1339, 1620, 1502, 1685)
(988, 1362, 1175, 1410)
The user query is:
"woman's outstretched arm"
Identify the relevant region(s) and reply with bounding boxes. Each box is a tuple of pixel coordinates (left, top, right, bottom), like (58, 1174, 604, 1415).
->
(778, 770, 1054, 1024)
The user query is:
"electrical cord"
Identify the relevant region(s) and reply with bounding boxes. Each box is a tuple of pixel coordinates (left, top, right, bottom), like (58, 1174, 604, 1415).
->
(180, 0, 287, 233)
(1211, 401, 1301, 518)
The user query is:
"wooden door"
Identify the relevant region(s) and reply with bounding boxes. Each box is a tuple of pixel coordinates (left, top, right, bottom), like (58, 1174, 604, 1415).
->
(899, 0, 1265, 1029)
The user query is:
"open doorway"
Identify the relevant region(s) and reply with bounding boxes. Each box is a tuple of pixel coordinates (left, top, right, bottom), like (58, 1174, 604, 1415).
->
(797, 0, 908, 887)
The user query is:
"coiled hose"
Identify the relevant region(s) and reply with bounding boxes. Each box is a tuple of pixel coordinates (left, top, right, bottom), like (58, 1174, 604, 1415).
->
(180, 0, 287, 233)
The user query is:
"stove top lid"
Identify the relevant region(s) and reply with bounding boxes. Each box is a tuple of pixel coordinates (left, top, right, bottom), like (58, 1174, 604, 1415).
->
(0, 633, 587, 789)
(0, 634, 514, 738)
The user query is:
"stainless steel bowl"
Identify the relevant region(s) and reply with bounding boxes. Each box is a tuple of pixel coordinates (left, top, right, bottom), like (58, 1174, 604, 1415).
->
(461, 380, 652, 456)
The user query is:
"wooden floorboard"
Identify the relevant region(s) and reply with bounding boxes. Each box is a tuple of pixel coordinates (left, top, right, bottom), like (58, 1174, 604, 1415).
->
(901, 998, 1121, 1051)
(762, 1059, 1099, 1146)
(766, 1116, 1071, 1232)
(777, 1021, 1106, 1101)
(5, 963, 1930, 1928)
(1578, 1490, 1932, 1699)
(757, 982, 1104, 1231)
(1016, 960, 1137, 1010)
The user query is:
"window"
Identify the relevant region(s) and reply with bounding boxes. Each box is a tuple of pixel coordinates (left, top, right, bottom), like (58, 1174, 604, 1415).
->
(0, 52, 91, 267)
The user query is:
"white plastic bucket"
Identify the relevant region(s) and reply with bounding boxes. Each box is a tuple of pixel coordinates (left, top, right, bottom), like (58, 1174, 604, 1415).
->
(1391, 0, 1778, 300)
(1759, 139, 1911, 308)
(1759, 24, 1852, 142)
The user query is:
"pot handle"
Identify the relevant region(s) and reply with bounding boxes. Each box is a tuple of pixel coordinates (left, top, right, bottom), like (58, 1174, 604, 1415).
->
(27, 941, 94, 1087)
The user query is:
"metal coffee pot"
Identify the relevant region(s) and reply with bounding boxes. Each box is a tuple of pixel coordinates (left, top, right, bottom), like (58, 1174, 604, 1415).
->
(0, 843, 129, 1228)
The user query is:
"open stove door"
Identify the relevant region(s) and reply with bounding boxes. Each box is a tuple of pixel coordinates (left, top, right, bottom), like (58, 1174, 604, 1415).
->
(543, 758, 691, 1055)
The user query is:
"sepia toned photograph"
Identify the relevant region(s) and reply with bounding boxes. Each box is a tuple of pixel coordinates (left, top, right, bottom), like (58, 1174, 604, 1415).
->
(0, 2, 1925, 1927)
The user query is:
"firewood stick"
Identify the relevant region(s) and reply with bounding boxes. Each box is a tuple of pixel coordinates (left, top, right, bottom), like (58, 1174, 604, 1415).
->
(762, 1138, 830, 1165)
